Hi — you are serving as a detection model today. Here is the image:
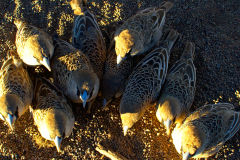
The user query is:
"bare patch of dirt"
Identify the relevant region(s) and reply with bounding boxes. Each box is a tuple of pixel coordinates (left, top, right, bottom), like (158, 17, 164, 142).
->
(0, 0, 239, 159)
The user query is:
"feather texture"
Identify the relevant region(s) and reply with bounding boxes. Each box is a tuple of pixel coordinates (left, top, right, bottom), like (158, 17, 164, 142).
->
(31, 77, 75, 152)
(156, 42, 196, 135)
(120, 30, 179, 135)
(0, 52, 33, 129)
(14, 19, 54, 71)
(71, 1, 106, 79)
(172, 103, 240, 160)
(114, 1, 174, 64)
(51, 38, 99, 109)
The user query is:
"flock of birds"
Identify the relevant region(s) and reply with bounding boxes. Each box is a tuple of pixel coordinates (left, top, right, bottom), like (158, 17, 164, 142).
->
(0, 0, 239, 159)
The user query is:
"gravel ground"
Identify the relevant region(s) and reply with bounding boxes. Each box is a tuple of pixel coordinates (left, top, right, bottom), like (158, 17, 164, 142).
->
(0, 0, 240, 159)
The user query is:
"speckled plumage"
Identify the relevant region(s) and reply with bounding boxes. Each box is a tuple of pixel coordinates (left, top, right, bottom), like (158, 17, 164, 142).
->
(31, 77, 75, 152)
(114, 1, 173, 64)
(156, 42, 196, 135)
(172, 103, 240, 160)
(71, 0, 106, 79)
(14, 19, 54, 71)
(0, 52, 33, 129)
(51, 38, 99, 111)
(101, 38, 134, 106)
(120, 30, 179, 135)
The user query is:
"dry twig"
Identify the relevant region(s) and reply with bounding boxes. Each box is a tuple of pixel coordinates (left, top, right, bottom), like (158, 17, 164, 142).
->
(95, 144, 128, 160)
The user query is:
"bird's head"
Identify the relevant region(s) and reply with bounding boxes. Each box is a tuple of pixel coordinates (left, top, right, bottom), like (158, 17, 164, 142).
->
(120, 98, 145, 136)
(156, 97, 182, 135)
(73, 71, 99, 107)
(26, 38, 53, 71)
(40, 110, 68, 152)
(0, 94, 24, 129)
(172, 123, 207, 160)
(114, 29, 140, 65)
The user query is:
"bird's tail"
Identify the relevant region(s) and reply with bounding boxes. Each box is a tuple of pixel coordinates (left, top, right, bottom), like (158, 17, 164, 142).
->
(69, 0, 87, 15)
(71, 0, 101, 49)
(13, 18, 25, 29)
(158, 1, 174, 12)
(163, 29, 179, 53)
(181, 42, 195, 60)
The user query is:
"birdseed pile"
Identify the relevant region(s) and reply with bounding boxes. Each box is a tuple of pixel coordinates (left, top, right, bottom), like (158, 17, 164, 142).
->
(0, 0, 239, 159)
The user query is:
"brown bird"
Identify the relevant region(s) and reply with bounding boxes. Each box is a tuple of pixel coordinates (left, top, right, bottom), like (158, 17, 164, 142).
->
(114, 1, 174, 64)
(101, 35, 134, 107)
(14, 19, 54, 71)
(51, 38, 99, 112)
(156, 42, 196, 135)
(120, 30, 179, 135)
(31, 77, 75, 152)
(0, 51, 33, 129)
(172, 103, 240, 160)
(70, 0, 106, 80)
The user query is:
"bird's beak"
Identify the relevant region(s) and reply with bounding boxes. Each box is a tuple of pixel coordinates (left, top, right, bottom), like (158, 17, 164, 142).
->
(123, 126, 128, 136)
(0, 113, 4, 121)
(82, 101, 87, 108)
(164, 119, 172, 135)
(54, 136, 62, 152)
(156, 112, 163, 123)
(40, 57, 51, 71)
(80, 90, 88, 108)
(6, 114, 14, 130)
(117, 55, 123, 65)
(182, 152, 191, 160)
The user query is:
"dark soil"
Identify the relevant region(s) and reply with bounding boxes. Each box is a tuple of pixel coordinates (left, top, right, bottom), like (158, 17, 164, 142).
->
(0, 0, 239, 159)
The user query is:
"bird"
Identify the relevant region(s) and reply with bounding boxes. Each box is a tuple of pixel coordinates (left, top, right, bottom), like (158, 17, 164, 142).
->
(101, 32, 134, 107)
(70, 0, 106, 80)
(0, 50, 33, 129)
(156, 42, 196, 135)
(30, 77, 75, 152)
(171, 103, 240, 160)
(114, 1, 174, 65)
(51, 38, 99, 112)
(120, 29, 179, 135)
(14, 19, 54, 71)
